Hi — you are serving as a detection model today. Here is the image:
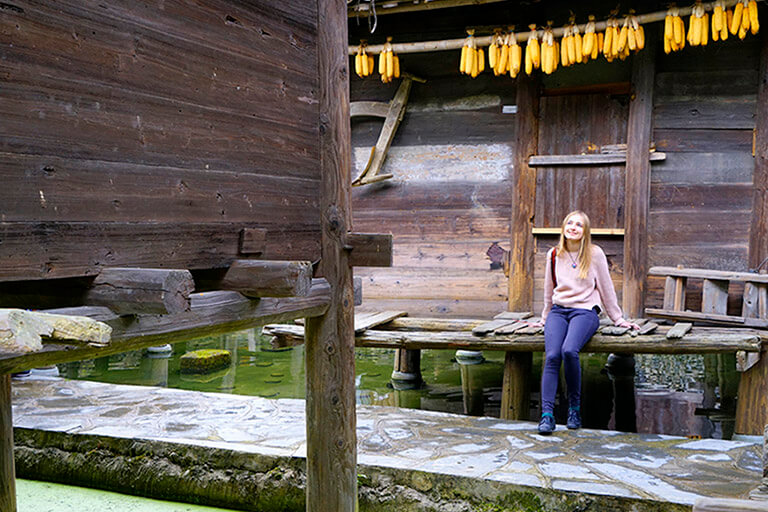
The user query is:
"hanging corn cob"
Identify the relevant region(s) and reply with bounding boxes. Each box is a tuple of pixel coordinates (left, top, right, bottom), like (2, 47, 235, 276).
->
(378, 37, 400, 83)
(688, 1, 708, 46)
(582, 15, 597, 60)
(622, 10, 644, 52)
(603, 13, 620, 61)
(508, 31, 522, 78)
(561, 25, 572, 67)
(541, 25, 557, 74)
(355, 42, 375, 78)
(664, 5, 686, 53)
(731, 0, 759, 37)
(712, 0, 729, 41)
(489, 30, 502, 75)
(459, 30, 483, 78)
(525, 24, 540, 75)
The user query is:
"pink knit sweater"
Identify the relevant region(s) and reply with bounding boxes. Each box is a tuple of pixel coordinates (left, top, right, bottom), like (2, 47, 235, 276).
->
(541, 244, 624, 324)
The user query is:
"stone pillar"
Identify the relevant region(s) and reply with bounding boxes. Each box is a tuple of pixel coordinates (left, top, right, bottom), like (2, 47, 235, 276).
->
(391, 349, 422, 390)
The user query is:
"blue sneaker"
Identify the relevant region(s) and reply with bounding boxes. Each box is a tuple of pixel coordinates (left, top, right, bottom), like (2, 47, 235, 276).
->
(538, 413, 555, 435)
(567, 407, 581, 430)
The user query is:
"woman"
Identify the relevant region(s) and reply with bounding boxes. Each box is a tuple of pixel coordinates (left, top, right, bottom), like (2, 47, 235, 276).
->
(533, 211, 639, 435)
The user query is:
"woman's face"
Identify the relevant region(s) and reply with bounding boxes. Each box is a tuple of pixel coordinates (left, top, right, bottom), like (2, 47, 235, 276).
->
(564, 214, 586, 242)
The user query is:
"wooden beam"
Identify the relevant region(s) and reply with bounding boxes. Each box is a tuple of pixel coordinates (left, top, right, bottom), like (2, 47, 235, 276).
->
(350, 101, 389, 118)
(508, 73, 539, 312)
(542, 82, 632, 97)
(500, 353, 531, 420)
(623, 27, 656, 318)
(533, 227, 625, 236)
(346, 233, 393, 267)
(220, 260, 313, 298)
(307, 0, 356, 510)
(85, 268, 194, 315)
(348, 0, 506, 17)
(529, 152, 665, 166)
(0, 280, 330, 375)
(646, 308, 768, 328)
(650, 266, 768, 283)
(0, 376, 15, 512)
(238, 228, 267, 255)
(266, 324, 764, 354)
(751, 31, 768, 271)
(0, 221, 318, 282)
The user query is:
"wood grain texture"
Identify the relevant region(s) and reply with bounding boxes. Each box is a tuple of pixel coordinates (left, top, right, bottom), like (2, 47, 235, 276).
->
(736, 348, 768, 435)
(0, 376, 15, 512)
(508, 74, 539, 311)
(0, 0, 322, 281)
(623, 32, 655, 317)
(751, 32, 768, 270)
(221, 260, 313, 298)
(85, 267, 194, 315)
(305, 0, 356, 510)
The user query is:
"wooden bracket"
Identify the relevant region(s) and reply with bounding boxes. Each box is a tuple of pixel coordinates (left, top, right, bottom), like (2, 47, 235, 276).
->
(344, 233, 393, 267)
(239, 228, 267, 255)
(351, 77, 415, 187)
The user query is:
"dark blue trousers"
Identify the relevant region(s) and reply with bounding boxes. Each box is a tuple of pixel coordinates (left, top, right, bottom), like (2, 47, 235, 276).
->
(541, 305, 600, 415)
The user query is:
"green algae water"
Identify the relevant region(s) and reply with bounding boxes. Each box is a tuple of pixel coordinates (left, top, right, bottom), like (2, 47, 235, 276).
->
(17, 479, 236, 512)
(54, 328, 739, 438)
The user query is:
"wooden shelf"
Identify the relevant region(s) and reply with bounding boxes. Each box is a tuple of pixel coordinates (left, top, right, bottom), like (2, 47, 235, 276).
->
(532, 227, 625, 236)
(529, 152, 666, 166)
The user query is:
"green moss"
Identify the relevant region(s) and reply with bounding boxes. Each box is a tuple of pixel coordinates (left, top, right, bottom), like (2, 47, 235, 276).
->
(179, 349, 231, 374)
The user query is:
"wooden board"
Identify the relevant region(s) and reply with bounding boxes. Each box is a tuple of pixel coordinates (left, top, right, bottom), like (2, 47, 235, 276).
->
(354, 311, 407, 334)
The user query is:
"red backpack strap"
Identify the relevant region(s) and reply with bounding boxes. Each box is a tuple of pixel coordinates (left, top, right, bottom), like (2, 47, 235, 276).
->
(551, 248, 557, 288)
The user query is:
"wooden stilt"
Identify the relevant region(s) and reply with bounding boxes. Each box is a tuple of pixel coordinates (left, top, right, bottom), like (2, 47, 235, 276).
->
(500, 352, 531, 421)
(305, 0, 356, 510)
(736, 350, 768, 435)
(0, 375, 16, 512)
(502, 73, 539, 421)
(391, 348, 421, 390)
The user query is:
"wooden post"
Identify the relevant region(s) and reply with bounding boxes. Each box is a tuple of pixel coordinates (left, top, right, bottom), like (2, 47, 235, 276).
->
(390, 348, 421, 390)
(623, 26, 655, 318)
(0, 375, 16, 512)
(502, 73, 539, 421)
(750, 32, 768, 272)
(305, 1, 356, 510)
(85, 268, 195, 315)
(221, 260, 313, 298)
(736, 349, 768, 435)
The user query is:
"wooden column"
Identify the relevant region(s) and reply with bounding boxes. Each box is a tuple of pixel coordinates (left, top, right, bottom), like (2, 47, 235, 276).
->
(501, 74, 539, 421)
(508, 73, 539, 311)
(750, 31, 768, 271)
(0, 375, 16, 512)
(623, 27, 655, 318)
(305, 1, 356, 511)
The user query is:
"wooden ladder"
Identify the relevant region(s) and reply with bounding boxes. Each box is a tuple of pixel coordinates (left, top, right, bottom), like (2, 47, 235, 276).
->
(645, 266, 768, 328)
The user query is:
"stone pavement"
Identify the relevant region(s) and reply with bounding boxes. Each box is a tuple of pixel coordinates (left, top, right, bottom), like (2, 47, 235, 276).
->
(10, 376, 764, 508)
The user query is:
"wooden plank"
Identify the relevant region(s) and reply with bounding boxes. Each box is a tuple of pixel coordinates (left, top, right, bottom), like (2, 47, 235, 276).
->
(0, 222, 320, 282)
(751, 32, 768, 271)
(666, 322, 693, 339)
(529, 152, 665, 166)
(382, 317, 485, 331)
(346, 233, 393, 267)
(623, 33, 655, 318)
(693, 497, 768, 512)
(306, 0, 356, 509)
(85, 268, 194, 315)
(702, 279, 730, 315)
(647, 308, 756, 326)
(220, 260, 313, 298)
(0, 281, 331, 375)
(353, 277, 363, 307)
(265, 324, 764, 354)
(239, 229, 267, 255)
(744, 282, 761, 318)
(494, 311, 533, 320)
(601, 326, 630, 336)
(0, 376, 15, 512)
(494, 322, 529, 335)
(355, 267, 508, 301)
(354, 311, 407, 334)
(471, 319, 518, 336)
(663, 276, 678, 310)
(649, 267, 768, 283)
(654, 128, 753, 153)
(653, 97, 756, 129)
(500, 352, 531, 421)
(532, 228, 625, 236)
(638, 322, 659, 335)
(508, 74, 538, 311)
(357, 298, 508, 319)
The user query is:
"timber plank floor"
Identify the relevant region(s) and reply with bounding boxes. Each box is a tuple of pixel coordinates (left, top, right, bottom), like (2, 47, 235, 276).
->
(11, 376, 764, 510)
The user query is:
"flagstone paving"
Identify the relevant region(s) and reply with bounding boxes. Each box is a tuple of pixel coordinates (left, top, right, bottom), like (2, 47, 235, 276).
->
(10, 376, 764, 507)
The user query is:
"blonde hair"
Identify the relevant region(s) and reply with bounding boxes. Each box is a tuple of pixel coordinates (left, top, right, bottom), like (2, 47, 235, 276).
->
(556, 210, 593, 279)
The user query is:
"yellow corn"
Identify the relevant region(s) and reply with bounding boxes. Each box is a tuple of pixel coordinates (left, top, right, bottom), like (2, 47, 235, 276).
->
(731, 1, 743, 34)
(749, 0, 759, 34)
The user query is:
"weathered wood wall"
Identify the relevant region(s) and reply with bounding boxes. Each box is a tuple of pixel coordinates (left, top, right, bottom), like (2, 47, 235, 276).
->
(0, 0, 321, 282)
(350, 11, 759, 318)
(351, 53, 515, 317)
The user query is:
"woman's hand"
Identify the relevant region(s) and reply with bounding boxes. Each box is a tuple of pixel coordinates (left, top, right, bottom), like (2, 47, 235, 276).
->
(528, 320, 544, 328)
(616, 319, 641, 330)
